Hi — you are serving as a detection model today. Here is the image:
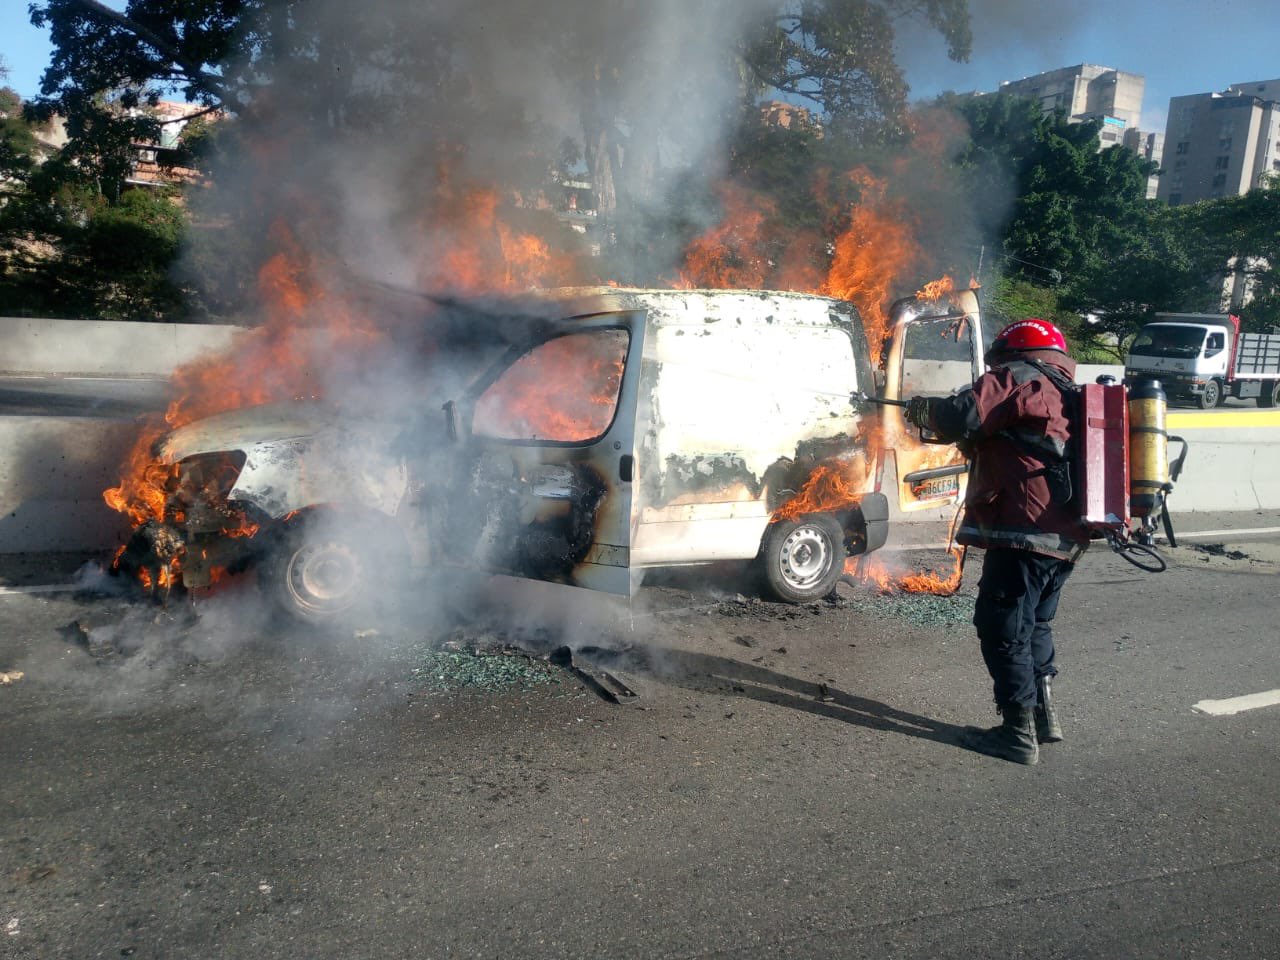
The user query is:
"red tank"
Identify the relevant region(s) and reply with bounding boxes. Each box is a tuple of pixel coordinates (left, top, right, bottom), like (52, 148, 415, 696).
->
(1077, 383, 1130, 530)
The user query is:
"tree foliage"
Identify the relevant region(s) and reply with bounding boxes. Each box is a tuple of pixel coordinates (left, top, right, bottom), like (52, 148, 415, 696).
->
(941, 91, 1237, 351)
(741, 0, 971, 141)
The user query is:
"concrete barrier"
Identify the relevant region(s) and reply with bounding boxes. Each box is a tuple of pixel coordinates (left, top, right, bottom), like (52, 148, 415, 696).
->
(0, 317, 241, 554)
(0, 415, 137, 553)
(0, 316, 241, 377)
(1165, 410, 1280, 512)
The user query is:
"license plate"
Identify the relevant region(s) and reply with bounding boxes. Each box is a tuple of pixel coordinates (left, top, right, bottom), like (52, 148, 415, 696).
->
(911, 475, 959, 501)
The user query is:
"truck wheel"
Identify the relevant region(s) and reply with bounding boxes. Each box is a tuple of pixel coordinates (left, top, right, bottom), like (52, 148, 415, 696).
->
(760, 514, 846, 604)
(1258, 380, 1280, 408)
(1198, 379, 1222, 409)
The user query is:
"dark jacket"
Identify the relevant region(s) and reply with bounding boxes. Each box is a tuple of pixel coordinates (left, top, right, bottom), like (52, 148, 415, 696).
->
(924, 349, 1089, 561)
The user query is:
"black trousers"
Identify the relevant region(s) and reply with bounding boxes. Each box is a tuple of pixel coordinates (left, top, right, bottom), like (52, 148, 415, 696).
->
(972, 547, 1075, 709)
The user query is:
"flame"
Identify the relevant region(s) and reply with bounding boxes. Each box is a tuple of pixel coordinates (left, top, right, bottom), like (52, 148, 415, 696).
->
(771, 455, 873, 524)
(673, 168, 935, 369)
(819, 170, 920, 364)
(676, 183, 776, 290)
(103, 116, 972, 599)
(473, 331, 626, 442)
(916, 275, 955, 301)
(675, 164, 967, 595)
(848, 508, 965, 595)
(103, 222, 392, 587)
(417, 176, 586, 296)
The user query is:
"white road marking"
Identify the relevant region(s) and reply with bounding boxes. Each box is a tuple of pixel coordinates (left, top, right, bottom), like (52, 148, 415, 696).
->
(1158, 526, 1280, 541)
(0, 584, 83, 596)
(1192, 690, 1280, 716)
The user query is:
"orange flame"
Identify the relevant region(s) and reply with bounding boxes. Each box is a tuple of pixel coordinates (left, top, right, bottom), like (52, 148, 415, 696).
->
(916, 275, 955, 302)
(676, 184, 776, 290)
(103, 176, 602, 592)
(848, 508, 965, 595)
(820, 170, 920, 364)
(473, 331, 627, 442)
(771, 454, 874, 524)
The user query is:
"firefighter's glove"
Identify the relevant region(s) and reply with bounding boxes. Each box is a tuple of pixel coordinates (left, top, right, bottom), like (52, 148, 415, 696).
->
(905, 396, 933, 429)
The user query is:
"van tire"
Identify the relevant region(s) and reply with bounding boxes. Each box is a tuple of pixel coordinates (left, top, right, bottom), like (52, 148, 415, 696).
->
(760, 514, 846, 604)
(1258, 380, 1280, 408)
(261, 512, 407, 627)
(1198, 379, 1222, 409)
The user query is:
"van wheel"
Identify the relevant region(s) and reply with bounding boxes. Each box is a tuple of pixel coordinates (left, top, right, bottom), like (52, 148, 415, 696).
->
(261, 514, 406, 626)
(1258, 380, 1280, 408)
(760, 514, 846, 604)
(1198, 379, 1222, 409)
(264, 529, 368, 625)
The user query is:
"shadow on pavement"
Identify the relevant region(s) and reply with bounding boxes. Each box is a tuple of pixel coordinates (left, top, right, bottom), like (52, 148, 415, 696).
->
(585, 644, 966, 748)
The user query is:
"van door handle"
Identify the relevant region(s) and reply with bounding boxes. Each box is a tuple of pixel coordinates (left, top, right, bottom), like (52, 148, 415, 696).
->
(619, 454, 634, 483)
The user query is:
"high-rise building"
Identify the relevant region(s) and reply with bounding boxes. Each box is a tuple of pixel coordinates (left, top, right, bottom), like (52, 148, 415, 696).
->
(1159, 79, 1280, 206)
(1125, 128, 1165, 199)
(998, 64, 1146, 148)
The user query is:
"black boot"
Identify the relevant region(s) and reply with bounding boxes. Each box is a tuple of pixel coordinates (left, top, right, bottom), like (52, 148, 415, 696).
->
(1035, 676, 1063, 743)
(960, 704, 1039, 765)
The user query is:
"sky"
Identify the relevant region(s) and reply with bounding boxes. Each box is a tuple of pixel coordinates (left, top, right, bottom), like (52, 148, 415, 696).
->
(2, 0, 1278, 136)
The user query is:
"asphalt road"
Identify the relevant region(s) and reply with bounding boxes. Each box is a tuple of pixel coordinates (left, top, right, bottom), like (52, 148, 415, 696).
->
(1, 528, 1278, 959)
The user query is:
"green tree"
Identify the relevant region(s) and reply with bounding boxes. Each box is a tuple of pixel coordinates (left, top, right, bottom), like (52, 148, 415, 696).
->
(742, 0, 971, 141)
(1, 88, 41, 183)
(1199, 178, 1280, 331)
(942, 92, 1228, 352)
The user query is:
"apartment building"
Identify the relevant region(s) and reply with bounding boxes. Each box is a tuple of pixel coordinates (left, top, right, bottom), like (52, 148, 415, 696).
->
(1159, 79, 1280, 205)
(998, 64, 1146, 148)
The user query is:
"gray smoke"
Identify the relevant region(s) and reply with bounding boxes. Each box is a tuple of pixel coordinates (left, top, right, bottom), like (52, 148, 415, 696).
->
(182, 0, 779, 299)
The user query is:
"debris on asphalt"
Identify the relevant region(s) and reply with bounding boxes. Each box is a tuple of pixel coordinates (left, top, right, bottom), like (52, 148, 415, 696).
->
(57, 620, 119, 659)
(547, 645, 639, 705)
(1191, 543, 1249, 561)
(13, 866, 56, 883)
(410, 631, 640, 704)
(0, 671, 24, 686)
(816, 682, 834, 702)
(410, 648, 563, 693)
(837, 587, 976, 628)
(711, 586, 974, 628)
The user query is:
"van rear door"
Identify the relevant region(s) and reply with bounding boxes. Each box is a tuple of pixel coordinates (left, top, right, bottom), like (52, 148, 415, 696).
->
(880, 288, 983, 512)
(444, 313, 644, 594)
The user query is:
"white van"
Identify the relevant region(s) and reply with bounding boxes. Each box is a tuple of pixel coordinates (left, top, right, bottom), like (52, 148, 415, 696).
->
(136, 287, 985, 621)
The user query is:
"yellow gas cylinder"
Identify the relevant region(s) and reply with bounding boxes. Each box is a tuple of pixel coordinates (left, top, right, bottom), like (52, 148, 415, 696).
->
(1128, 378, 1169, 518)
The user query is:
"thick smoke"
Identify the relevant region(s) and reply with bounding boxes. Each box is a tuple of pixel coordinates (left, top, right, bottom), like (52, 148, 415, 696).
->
(85, 1, 994, 721)
(186, 0, 779, 299)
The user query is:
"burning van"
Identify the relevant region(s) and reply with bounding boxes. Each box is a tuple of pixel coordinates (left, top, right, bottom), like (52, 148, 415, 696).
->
(126, 286, 984, 622)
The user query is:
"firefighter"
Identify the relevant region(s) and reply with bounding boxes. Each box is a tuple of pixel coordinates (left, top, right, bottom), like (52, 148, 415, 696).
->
(906, 318, 1088, 765)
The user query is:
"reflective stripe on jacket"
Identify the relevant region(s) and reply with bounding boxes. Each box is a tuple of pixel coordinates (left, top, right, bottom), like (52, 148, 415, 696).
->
(925, 350, 1089, 561)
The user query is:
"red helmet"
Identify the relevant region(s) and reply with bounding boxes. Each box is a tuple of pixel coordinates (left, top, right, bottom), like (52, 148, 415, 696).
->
(989, 318, 1068, 355)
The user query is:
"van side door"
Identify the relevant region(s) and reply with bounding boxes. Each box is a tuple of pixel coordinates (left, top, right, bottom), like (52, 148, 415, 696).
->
(440, 313, 643, 594)
(880, 288, 983, 512)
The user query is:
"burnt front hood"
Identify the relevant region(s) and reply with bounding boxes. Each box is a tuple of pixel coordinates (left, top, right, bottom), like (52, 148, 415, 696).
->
(155, 401, 343, 463)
